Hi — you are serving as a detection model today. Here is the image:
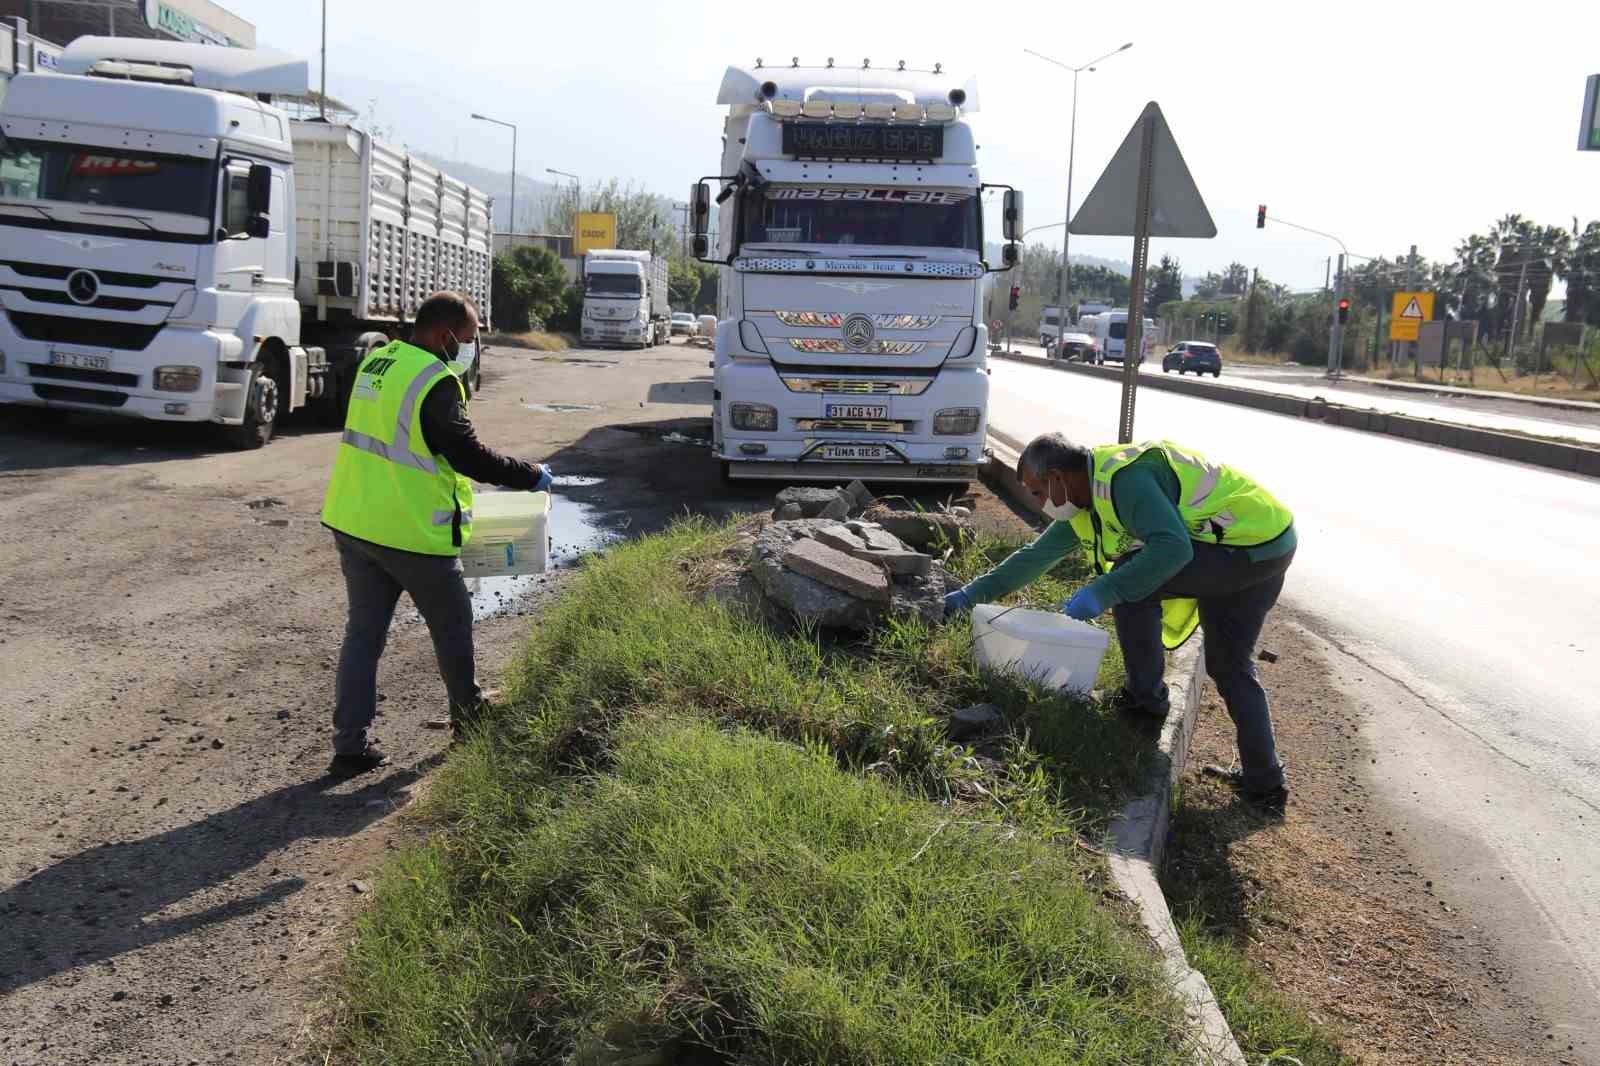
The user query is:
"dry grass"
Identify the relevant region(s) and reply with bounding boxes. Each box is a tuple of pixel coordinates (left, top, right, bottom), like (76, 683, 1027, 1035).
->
(1374, 364, 1600, 402)
(485, 330, 575, 352)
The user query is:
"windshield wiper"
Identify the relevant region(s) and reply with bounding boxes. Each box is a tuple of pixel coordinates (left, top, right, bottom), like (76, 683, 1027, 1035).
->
(80, 210, 159, 232)
(0, 202, 57, 220)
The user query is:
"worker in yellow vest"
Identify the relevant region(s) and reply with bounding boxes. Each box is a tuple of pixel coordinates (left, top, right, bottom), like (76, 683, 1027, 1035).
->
(945, 433, 1297, 811)
(320, 291, 552, 776)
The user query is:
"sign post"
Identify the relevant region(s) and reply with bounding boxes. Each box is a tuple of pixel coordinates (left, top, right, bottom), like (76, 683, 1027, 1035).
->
(1070, 102, 1216, 443)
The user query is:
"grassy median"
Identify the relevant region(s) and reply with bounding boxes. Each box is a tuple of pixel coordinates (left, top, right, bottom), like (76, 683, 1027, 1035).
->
(321, 520, 1194, 1064)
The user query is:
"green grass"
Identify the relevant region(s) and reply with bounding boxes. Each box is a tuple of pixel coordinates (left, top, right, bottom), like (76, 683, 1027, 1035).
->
(318, 519, 1194, 1063)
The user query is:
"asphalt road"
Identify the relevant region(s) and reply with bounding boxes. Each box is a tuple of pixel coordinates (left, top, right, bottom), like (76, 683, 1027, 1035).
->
(1010, 342, 1600, 443)
(988, 358, 1600, 1055)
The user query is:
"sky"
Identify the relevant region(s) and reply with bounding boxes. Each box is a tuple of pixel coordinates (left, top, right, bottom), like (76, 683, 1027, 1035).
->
(226, 0, 1600, 291)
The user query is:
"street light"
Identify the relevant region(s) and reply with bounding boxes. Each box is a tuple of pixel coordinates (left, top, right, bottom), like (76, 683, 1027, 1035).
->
(470, 113, 517, 235)
(547, 168, 582, 217)
(1024, 42, 1133, 335)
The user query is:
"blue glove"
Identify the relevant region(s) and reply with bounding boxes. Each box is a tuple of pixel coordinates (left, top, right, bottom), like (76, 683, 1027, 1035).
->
(532, 465, 554, 494)
(1062, 584, 1107, 621)
(943, 587, 974, 615)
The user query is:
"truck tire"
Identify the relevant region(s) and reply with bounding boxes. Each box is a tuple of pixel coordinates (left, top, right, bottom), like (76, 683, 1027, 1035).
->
(223, 358, 282, 450)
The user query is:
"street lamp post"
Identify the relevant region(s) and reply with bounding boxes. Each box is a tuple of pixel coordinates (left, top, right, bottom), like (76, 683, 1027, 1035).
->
(546, 168, 581, 224)
(1025, 43, 1133, 343)
(470, 113, 518, 235)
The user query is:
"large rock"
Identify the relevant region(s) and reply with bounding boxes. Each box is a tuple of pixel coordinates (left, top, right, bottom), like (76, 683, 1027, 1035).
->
(862, 504, 973, 551)
(782, 537, 890, 604)
(855, 547, 931, 577)
(747, 520, 945, 630)
(774, 486, 848, 518)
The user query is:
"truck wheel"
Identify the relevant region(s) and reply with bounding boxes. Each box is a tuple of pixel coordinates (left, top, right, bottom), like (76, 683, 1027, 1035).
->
(223, 359, 282, 449)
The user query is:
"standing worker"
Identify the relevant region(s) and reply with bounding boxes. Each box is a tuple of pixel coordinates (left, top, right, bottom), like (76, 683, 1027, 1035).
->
(944, 433, 1297, 810)
(320, 291, 553, 777)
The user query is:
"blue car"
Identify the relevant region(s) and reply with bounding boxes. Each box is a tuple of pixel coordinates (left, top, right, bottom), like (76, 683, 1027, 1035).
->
(1162, 341, 1223, 377)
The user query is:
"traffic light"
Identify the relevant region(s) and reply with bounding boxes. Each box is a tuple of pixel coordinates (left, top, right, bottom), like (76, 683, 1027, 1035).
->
(1008, 285, 1020, 311)
(1256, 204, 1266, 229)
(1337, 297, 1351, 323)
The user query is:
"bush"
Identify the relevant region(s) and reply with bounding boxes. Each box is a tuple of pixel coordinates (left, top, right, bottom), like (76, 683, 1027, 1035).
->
(492, 246, 569, 333)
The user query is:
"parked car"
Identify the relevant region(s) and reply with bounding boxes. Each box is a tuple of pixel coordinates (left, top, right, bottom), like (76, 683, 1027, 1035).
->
(1053, 331, 1100, 363)
(692, 315, 718, 348)
(671, 311, 698, 337)
(1162, 341, 1223, 377)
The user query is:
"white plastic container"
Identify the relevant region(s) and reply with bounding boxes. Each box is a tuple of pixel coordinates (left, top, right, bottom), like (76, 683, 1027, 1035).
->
(459, 491, 550, 578)
(971, 603, 1110, 694)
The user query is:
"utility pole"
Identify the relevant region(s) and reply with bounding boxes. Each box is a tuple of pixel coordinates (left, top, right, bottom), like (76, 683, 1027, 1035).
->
(318, 0, 327, 120)
(1506, 251, 1530, 361)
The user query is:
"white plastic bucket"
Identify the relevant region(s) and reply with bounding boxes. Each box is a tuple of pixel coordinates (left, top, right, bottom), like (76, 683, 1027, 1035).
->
(971, 603, 1110, 694)
(459, 490, 550, 578)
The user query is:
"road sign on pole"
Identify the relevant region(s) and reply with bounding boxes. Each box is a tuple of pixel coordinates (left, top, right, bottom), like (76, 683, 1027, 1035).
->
(1070, 102, 1215, 441)
(1390, 291, 1435, 342)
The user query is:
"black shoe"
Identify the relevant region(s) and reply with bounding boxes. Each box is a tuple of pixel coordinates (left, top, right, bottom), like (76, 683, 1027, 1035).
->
(1202, 764, 1288, 813)
(329, 744, 390, 777)
(1107, 687, 1170, 721)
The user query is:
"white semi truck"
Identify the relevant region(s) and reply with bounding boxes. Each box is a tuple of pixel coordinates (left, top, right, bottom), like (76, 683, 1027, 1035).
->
(579, 249, 669, 349)
(690, 63, 1022, 484)
(0, 37, 493, 447)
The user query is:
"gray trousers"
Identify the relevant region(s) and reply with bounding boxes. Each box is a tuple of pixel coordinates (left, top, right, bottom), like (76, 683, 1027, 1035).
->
(1113, 542, 1295, 794)
(332, 532, 482, 755)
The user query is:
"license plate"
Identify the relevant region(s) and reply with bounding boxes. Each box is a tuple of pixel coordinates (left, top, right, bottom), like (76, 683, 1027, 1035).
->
(826, 403, 889, 419)
(50, 350, 110, 371)
(820, 444, 886, 461)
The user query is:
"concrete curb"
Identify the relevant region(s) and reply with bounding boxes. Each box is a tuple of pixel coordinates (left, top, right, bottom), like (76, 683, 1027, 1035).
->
(993, 351, 1600, 479)
(980, 445, 1246, 1065)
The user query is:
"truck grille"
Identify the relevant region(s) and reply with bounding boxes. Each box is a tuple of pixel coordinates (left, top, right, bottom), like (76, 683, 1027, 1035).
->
(794, 418, 914, 433)
(779, 376, 932, 396)
(10, 286, 161, 313)
(6, 312, 163, 352)
(32, 384, 129, 407)
(2, 261, 185, 287)
(27, 363, 140, 388)
(789, 339, 926, 355)
(774, 311, 940, 329)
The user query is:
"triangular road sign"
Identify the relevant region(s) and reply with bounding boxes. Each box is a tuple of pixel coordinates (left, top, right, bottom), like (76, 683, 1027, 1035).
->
(1399, 297, 1424, 319)
(1069, 102, 1217, 238)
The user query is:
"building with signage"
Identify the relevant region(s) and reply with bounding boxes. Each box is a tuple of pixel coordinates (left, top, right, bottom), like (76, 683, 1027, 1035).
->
(2, 1, 253, 103)
(1, 0, 253, 52)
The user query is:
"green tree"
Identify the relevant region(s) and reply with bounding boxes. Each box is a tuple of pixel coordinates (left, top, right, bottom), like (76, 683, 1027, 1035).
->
(668, 256, 702, 311)
(692, 262, 720, 316)
(491, 245, 568, 332)
(1194, 271, 1224, 300)
(1563, 221, 1600, 326)
(542, 179, 676, 252)
(1146, 255, 1183, 315)
(1221, 261, 1251, 296)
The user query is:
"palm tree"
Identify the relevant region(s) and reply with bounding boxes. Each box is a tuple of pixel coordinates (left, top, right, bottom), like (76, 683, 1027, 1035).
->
(1562, 220, 1600, 326)
(1526, 225, 1572, 329)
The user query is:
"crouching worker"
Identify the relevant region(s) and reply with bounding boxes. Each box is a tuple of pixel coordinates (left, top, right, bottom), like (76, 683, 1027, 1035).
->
(944, 433, 1297, 810)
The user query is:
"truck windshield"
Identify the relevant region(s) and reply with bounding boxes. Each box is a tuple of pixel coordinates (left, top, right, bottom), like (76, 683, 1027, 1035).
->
(587, 273, 641, 296)
(0, 138, 214, 218)
(742, 185, 979, 251)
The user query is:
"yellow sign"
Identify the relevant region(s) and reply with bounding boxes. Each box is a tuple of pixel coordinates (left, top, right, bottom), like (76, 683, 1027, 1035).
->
(1389, 291, 1434, 342)
(574, 212, 617, 256)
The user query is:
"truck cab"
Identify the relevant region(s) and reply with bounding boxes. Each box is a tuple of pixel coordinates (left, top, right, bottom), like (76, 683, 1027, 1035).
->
(0, 37, 312, 447)
(692, 64, 1020, 484)
(580, 249, 667, 349)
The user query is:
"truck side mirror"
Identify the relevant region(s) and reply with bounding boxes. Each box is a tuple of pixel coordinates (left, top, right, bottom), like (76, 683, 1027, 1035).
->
(1002, 243, 1019, 268)
(692, 234, 710, 259)
(689, 182, 711, 239)
(1002, 189, 1024, 242)
(245, 164, 272, 239)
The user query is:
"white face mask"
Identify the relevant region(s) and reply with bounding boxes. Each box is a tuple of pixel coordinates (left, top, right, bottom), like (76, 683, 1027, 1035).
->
(1040, 475, 1081, 522)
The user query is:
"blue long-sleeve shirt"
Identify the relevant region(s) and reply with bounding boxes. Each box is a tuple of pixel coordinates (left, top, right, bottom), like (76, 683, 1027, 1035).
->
(963, 451, 1296, 607)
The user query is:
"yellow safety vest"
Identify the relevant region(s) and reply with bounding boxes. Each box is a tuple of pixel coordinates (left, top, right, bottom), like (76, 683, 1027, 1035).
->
(1067, 440, 1294, 649)
(320, 341, 474, 555)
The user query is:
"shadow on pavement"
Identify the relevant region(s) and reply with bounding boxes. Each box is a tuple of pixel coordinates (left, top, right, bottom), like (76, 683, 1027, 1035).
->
(0, 407, 329, 474)
(0, 754, 442, 996)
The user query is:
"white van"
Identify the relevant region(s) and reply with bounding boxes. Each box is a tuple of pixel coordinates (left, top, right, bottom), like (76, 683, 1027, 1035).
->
(1087, 311, 1156, 364)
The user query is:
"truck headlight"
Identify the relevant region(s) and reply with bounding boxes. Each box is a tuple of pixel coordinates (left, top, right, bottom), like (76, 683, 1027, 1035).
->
(933, 407, 980, 435)
(730, 402, 777, 431)
(154, 365, 202, 392)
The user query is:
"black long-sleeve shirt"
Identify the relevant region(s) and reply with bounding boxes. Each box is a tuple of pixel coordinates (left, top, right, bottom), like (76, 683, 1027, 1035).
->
(417, 375, 544, 489)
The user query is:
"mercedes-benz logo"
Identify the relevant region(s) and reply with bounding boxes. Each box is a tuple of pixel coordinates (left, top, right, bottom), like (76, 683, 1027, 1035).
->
(66, 269, 101, 306)
(841, 313, 875, 351)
